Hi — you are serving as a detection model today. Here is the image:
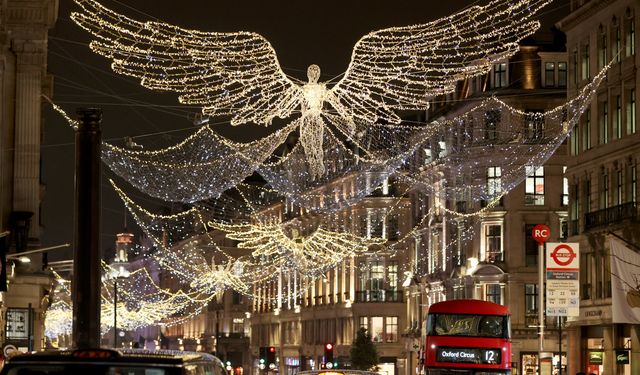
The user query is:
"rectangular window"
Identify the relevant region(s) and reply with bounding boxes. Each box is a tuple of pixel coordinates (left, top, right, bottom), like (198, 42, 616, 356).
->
(631, 165, 637, 203)
(582, 43, 590, 80)
(525, 166, 545, 205)
(627, 18, 636, 57)
(601, 174, 609, 209)
(485, 284, 501, 305)
(385, 317, 398, 343)
(572, 50, 578, 85)
(371, 316, 384, 343)
(583, 109, 592, 150)
(370, 261, 384, 291)
(360, 316, 369, 331)
(524, 110, 544, 142)
(232, 291, 243, 305)
(563, 166, 569, 206)
(584, 179, 591, 214)
(615, 95, 622, 139)
(571, 122, 580, 156)
(487, 166, 502, 196)
(485, 110, 500, 140)
(484, 224, 503, 263)
(545, 62, 555, 87)
(524, 224, 538, 266)
(615, 25, 622, 62)
(387, 261, 398, 291)
(616, 170, 623, 205)
(601, 101, 609, 144)
(493, 63, 507, 88)
(525, 284, 538, 317)
(558, 62, 567, 87)
(232, 318, 244, 333)
(628, 89, 636, 135)
(599, 31, 608, 69)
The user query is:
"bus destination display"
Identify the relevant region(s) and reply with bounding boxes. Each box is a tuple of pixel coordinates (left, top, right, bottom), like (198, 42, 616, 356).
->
(436, 347, 501, 364)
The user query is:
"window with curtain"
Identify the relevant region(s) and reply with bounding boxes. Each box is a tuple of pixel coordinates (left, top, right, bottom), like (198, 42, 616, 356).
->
(525, 166, 545, 205)
(487, 166, 502, 196)
(485, 284, 501, 304)
(386, 317, 398, 343)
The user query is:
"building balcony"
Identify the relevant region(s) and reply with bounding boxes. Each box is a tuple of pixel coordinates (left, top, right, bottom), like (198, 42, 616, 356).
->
(354, 289, 403, 303)
(584, 202, 637, 231)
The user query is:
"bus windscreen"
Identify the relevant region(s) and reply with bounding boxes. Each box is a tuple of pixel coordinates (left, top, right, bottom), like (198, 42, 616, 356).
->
(429, 314, 507, 338)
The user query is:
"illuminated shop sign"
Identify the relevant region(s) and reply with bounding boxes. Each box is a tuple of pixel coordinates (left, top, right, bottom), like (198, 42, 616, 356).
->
(436, 347, 501, 364)
(588, 351, 603, 365)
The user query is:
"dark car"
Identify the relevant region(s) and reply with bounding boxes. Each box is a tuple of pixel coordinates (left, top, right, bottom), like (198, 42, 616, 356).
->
(0, 348, 227, 375)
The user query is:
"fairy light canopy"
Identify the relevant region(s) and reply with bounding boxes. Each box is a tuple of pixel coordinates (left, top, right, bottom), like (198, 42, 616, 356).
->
(71, 0, 554, 175)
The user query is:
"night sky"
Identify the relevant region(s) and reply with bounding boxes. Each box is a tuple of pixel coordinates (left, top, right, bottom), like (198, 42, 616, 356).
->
(40, 0, 571, 262)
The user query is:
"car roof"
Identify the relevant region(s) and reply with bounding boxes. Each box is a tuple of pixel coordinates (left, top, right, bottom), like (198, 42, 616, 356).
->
(7, 348, 222, 366)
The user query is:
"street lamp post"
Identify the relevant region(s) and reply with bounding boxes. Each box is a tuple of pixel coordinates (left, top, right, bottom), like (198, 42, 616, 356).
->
(108, 264, 129, 348)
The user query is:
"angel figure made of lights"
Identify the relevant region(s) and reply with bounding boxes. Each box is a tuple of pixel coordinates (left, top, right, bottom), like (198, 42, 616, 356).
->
(72, 0, 553, 177)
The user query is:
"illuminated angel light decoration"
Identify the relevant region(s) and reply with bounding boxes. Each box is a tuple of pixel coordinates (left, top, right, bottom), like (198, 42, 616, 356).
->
(71, 0, 553, 177)
(189, 258, 248, 297)
(208, 220, 386, 275)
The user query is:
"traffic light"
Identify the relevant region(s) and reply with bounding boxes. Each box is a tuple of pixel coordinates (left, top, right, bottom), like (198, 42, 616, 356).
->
(267, 346, 277, 370)
(324, 343, 334, 368)
(258, 347, 267, 370)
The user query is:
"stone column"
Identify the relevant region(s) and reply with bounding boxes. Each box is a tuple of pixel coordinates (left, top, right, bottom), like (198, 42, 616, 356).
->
(602, 325, 614, 375)
(11, 40, 44, 240)
(567, 325, 581, 375)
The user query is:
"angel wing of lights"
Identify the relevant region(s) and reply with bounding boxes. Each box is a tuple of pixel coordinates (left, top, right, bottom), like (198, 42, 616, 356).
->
(208, 221, 386, 275)
(72, 0, 552, 176)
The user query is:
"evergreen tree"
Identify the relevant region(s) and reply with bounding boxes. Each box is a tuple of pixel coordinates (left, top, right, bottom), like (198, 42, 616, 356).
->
(350, 327, 379, 371)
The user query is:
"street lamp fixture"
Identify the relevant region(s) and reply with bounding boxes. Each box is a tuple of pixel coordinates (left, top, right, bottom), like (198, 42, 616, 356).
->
(105, 262, 130, 348)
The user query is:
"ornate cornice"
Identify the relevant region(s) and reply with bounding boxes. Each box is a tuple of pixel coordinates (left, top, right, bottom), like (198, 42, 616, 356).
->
(556, 0, 619, 32)
(3, 0, 58, 29)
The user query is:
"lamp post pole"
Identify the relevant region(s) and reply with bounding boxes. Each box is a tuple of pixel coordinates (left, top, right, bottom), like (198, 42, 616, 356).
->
(114, 279, 118, 348)
(531, 224, 551, 373)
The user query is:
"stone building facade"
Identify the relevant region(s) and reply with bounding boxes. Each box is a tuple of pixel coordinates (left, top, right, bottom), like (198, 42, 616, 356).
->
(558, 1, 640, 374)
(0, 0, 58, 352)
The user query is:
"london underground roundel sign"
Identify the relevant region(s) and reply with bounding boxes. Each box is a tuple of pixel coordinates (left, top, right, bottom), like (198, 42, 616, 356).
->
(549, 243, 577, 267)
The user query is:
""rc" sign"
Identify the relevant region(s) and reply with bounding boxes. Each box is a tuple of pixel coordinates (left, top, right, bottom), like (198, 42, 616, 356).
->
(531, 224, 551, 244)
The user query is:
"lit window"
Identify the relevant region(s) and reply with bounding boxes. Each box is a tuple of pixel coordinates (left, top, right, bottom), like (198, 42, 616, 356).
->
(385, 317, 398, 343)
(487, 167, 502, 196)
(616, 170, 623, 205)
(359, 316, 368, 332)
(482, 223, 503, 263)
(563, 166, 569, 206)
(371, 317, 384, 343)
(525, 166, 545, 205)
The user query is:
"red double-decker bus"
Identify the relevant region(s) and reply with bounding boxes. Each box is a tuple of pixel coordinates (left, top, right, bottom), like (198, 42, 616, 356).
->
(424, 299, 512, 375)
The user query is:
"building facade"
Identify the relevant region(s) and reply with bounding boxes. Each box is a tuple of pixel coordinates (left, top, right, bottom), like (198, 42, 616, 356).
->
(558, 1, 640, 374)
(406, 43, 572, 375)
(0, 0, 58, 352)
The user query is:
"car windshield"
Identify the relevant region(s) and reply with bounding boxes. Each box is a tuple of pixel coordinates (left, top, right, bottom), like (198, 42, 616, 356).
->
(2, 364, 175, 375)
